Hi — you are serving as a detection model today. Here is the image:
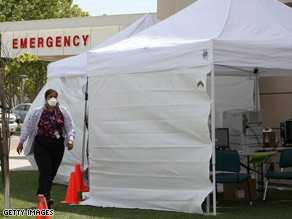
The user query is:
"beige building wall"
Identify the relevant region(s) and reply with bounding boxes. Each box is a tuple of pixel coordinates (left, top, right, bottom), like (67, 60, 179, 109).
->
(260, 77, 292, 132)
(157, 0, 196, 20)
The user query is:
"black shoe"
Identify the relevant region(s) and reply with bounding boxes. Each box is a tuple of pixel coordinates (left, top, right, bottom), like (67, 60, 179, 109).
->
(47, 199, 54, 209)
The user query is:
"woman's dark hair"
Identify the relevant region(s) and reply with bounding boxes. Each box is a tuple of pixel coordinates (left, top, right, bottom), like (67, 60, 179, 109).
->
(45, 89, 58, 99)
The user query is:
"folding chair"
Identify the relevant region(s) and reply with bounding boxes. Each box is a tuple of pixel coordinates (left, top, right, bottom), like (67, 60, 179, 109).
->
(210, 150, 253, 204)
(263, 149, 292, 201)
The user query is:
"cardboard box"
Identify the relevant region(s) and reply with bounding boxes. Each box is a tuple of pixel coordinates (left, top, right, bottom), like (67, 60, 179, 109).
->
(223, 178, 256, 201)
(263, 131, 276, 148)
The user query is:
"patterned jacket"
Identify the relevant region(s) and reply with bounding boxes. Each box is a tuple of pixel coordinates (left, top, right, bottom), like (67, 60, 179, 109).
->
(19, 105, 75, 156)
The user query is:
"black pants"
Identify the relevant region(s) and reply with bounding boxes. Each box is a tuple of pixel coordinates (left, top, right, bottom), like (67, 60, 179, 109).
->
(34, 135, 65, 200)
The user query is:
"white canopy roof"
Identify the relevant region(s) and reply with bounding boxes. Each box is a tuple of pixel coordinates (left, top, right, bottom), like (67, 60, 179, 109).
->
(214, 0, 292, 70)
(88, 0, 292, 76)
(47, 13, 159, 78)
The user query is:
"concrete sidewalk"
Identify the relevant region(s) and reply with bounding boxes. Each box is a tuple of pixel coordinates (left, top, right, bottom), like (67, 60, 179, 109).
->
(0, 133, 35, 171)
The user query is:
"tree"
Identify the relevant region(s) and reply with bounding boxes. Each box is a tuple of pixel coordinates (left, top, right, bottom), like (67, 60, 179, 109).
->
(0, 36, 10, 208)
(0, 0, 89, 22)
(0, 0, 88, 209)
(3, 53, 48, 106)
(0, 69, 11, 209)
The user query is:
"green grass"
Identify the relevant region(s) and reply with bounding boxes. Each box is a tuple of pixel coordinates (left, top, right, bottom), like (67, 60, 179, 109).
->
(1, 171, 292, 218)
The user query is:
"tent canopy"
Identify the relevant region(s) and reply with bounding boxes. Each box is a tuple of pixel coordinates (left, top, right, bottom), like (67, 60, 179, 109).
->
(88, 0, 292, 76)
(47, 13, 159, 78)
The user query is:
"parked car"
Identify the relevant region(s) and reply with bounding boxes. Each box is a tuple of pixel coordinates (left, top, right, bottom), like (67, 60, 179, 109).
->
(0, 110, 18, 135)
(11, 103, 32, 123)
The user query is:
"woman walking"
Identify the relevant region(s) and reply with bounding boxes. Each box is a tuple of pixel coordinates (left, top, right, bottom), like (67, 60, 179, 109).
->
(17, 89, 75, 208)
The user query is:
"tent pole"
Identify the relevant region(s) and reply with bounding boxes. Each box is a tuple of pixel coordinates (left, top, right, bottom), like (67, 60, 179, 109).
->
(254, 70, 260, 111)
(81, 77, 89, 181)
(211, 63, 216, 216)
(216, 64, 252, 73)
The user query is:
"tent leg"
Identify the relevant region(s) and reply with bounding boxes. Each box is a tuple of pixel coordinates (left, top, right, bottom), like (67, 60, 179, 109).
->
(81, 77, 89, 182)
(254, 70, 260, 111)
(263, 180, 269, 201)
(206, 195, 210, 215)
(211, 64, 216, 216)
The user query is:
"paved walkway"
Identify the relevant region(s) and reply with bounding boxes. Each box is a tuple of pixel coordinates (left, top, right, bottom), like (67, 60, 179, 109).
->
(0, 132, 35, 171)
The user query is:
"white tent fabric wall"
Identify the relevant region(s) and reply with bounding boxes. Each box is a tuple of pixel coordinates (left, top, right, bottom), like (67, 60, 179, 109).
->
(24, 13, 159, 185)
(82, 66, 212, 213)
(206, 76, 255, 127)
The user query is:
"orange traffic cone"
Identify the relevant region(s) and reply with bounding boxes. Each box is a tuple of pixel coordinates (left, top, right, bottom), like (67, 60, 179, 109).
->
(75, 164, 89, 192)
(36, 195, 50, 219)
(61, 172, 80, 204)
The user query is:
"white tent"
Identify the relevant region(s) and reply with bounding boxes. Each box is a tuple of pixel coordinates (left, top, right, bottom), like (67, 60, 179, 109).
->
(47, 13, 159, 78)
(82, 0, 292, 215)
(25, 13, 159, 184)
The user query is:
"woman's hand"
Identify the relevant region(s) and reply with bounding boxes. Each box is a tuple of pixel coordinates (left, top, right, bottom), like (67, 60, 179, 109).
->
(17, 144, 23, 155)
(67, 140, 74, 150)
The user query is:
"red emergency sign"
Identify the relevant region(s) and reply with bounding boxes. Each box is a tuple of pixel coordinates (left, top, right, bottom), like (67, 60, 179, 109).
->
(12, 35, 89, 49)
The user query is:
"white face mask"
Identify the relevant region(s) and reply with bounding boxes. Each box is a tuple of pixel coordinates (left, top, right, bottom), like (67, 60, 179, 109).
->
(47, 97, 58, 107)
